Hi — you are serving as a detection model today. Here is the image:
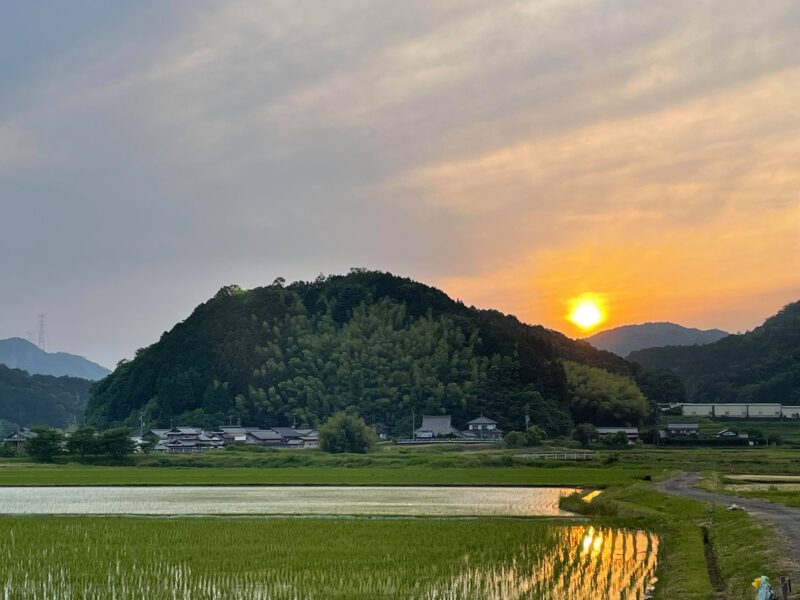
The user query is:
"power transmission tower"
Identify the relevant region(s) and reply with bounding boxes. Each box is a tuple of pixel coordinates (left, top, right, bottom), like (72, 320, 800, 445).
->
(37, 314, 47, 352)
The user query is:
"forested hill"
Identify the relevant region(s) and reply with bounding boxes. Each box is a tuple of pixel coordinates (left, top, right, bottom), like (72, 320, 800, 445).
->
(629, 301, 800, 404)
(0, 337, 110, 380)
(86, 271, 634, 434)
(0, 365, 90, 434)
(585, 322, 728, 357)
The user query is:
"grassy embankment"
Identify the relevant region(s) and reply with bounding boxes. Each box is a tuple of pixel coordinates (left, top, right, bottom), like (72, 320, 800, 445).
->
(563, 483, 787, 600)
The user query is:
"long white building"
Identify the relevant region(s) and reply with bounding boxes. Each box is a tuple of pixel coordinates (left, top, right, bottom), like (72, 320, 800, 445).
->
(677, 403, 798, 418)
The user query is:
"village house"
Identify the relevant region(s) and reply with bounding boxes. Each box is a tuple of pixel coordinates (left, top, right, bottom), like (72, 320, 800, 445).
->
(463, 415, 503, 440)
(1, 428, 37, 451)
(152, 427, 225, 453)
(595, 427, 639, 442)
(214, 426, 249, 445)
(414, 415, 462, 439)
(372, 423, 390, 439)
(245, 429, 284, 447)
(716, 428, 750, 441)
(663, 423, 700, 437)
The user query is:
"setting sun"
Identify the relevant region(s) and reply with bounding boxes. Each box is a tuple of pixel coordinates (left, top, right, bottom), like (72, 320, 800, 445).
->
(568, 295, 606, 331)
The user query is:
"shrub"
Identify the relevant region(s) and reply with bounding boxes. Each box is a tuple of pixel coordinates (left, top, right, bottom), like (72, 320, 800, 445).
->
(504, 431, 527, 448)
(319, 412, 377, 454)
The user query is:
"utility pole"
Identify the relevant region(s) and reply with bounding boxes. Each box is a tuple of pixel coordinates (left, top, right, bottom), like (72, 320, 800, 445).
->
(412, 409, 415, 440)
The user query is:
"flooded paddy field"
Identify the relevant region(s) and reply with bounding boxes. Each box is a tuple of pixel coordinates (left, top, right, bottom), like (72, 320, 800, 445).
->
(0, 485, 578, 517)
(0, 517, 658, 599)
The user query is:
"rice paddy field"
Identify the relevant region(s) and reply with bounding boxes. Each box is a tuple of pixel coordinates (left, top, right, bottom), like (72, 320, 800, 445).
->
(0, 517, 659, 600)
(0, 485, 577, 517)
(713, 473, 800, 507)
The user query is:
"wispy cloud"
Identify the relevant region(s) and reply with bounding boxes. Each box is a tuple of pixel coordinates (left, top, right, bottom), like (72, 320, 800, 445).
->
(0, 0, 798, 364)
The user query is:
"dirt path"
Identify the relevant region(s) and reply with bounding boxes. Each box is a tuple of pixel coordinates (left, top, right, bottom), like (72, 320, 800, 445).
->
(658, 472, 800, 583)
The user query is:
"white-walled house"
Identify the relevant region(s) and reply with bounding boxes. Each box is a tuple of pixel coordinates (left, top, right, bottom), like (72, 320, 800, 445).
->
(463, 416, 503, 440)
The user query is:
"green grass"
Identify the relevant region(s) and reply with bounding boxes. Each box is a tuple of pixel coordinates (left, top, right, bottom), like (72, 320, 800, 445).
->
(0, 464, 645, 487)
(0, 516, 658, 599)
(569, 482, 786, 600)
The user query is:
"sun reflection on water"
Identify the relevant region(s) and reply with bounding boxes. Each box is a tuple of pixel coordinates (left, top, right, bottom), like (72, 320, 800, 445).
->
(442, 525, 658, 599)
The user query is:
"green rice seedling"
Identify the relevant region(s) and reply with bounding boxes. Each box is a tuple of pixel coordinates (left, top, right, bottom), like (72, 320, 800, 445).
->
(0, 517, 657, 599)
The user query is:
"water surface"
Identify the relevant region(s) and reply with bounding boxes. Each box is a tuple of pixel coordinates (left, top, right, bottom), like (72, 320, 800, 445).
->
(0, 485, 578, 516)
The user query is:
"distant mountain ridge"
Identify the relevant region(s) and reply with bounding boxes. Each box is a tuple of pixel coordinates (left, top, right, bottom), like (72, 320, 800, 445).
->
(585, 322, 728, 357)
(0, 364, 91, 432)
(0, 338, 110, 381)
(629, 301, 800, 404)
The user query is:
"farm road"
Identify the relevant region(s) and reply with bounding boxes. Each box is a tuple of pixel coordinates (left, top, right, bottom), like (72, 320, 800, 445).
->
(658, 472, 800, 583)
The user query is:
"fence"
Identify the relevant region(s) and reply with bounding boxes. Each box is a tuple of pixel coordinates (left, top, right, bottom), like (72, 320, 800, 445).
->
(515, 453, 594, 461)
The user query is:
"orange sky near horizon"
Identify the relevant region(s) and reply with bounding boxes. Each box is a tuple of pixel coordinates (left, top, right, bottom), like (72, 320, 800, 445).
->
(423, 70, 800, 338)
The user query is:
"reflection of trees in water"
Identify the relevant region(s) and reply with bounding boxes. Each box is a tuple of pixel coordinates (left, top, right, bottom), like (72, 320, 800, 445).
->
(443, 526, 659, 599)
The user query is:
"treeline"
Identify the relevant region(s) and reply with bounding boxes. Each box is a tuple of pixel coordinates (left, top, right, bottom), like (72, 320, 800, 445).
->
(630, 301, 800, 404)
(0, 364, 90, 431)
(87, 270, 655, 433)
(10, 426, 135, 462)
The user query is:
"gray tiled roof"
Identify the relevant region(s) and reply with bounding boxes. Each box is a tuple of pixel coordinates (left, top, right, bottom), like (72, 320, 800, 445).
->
(247, 430, 283, 441)
(468, 415, 497, 425)
(416, 415, 458, 436)
(272, 427, 300, 438)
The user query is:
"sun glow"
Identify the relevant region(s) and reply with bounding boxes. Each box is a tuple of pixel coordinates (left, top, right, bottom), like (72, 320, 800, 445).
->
(568, 295, 606, 331)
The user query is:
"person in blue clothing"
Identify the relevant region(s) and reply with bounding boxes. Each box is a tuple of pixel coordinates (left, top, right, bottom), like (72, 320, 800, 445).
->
(753, 575, 776, 600)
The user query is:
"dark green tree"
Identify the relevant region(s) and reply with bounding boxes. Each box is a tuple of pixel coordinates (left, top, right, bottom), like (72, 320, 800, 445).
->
(573, 423, 597, 448)
(524, 425, 547, 446)
(65, 426, 99, 458)
(98, 428, 135, 459)
(25, 427, 64, 462)
(563, 361, 650, 426)
(318, 411, 377, 454)
(605, 430, 631, 448)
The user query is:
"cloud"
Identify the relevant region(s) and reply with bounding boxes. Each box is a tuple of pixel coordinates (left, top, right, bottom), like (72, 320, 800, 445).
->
(0, 0, 798, 365)
(0, 124, 36, 167)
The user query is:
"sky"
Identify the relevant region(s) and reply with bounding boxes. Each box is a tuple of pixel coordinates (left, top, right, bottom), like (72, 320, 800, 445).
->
(1, 0, 799, 368)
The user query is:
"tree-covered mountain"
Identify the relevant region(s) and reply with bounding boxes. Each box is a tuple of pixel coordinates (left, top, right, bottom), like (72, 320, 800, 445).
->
(87, 271, 643, 434)
(0, 364, 91, 433)
(0, 338, 110, 381)
(629, 301, 800, 404)
(585, 323, 728, 357)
